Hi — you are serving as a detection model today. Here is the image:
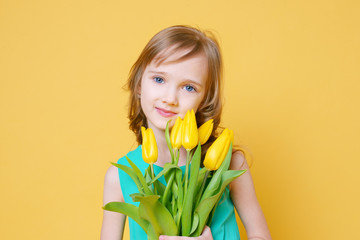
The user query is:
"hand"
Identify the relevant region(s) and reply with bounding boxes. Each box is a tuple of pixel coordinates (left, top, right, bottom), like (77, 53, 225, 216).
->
(159, 226, 213, 240)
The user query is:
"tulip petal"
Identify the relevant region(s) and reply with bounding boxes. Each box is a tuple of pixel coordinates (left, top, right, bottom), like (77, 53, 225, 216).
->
(203, 128, 231, 171)
(182, 110, 198, 150)
(142, 127, 158, 164)
(170, 117, 183, 150)
(148, 128, 158, 163)
(198, 119, 213, 145)
(201, 143, 233, 201)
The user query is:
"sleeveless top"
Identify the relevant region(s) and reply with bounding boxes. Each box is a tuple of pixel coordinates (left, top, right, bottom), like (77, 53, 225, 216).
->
(117, 145, 240, 240)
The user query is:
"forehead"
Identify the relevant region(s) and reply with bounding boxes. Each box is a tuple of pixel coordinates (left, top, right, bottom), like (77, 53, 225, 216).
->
(148, 50, 208, 78)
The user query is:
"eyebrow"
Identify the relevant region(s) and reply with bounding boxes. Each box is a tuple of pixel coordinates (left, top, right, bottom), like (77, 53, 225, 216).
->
(184, 80, 203, 88)
(147, 70, 204, 88)
(148, 70, 168, 76)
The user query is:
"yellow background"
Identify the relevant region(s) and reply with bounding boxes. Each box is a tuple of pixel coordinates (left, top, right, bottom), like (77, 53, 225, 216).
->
(1, 0, 359, 239)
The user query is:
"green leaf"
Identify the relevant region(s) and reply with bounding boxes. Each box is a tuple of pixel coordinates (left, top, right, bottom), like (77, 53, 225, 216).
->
(162, 169, 176, 207)
(111, 162, 144, 194)
(145, 166, 165, 197)
(223, 169, 246, 185)
(148, 163, 179, 185)
(171, 175, 178, 198)
(130, 192, 145, 200)
(164, 166, 173, 183)
(103, 202, 149, 233)
(132, 194, 178, 237)
(190, 212, 199, 235)
(145, 165, 152, 184)
(206, 194, 220, 226)
(154, 180, 166, 197)
(126, 156, 153, 195)
(181, 143, 201, 236)
(193, 168, 208, 202)
(192, 168, 246, 237)
(171, 194, 177, 216)
(195, 168, 208, 190)
(191, 193, 219, 237)
(147, 224, 158, 240)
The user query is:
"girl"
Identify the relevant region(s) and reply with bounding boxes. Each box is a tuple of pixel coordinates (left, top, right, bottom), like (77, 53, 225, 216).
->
(101, 25, 271, 240)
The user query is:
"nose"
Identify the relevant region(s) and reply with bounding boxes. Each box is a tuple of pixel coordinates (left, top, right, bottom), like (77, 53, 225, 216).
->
(161, 87, 178, 106)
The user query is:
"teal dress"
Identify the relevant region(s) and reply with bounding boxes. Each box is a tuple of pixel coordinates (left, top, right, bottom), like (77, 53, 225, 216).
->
(117, 145, 240, 240)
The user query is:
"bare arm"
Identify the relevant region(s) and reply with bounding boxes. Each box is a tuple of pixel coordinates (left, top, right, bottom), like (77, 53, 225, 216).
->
(101, 165, 126, 240)
(229, 151, 272, 240)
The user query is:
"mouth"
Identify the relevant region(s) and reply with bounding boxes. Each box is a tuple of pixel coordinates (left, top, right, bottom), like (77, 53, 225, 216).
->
(156, 107, 177, 118)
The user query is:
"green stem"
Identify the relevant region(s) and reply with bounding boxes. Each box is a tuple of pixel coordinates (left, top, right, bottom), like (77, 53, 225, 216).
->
(195, 170, 210, 208)
(176, 208, 182, 229)
(175, 170, 183, 228)
(171, 194, 177, 218)
(163, 149, 179, 206)
(150, 163, 157, 195)
(175, 149, 180, 165)
(162, 172, 175, 205)
(184, 150, 191, 195)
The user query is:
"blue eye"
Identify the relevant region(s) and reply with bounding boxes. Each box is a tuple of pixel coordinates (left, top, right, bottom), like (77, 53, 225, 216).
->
(154, 77, 164, 83)
(184, 85, 196, 92)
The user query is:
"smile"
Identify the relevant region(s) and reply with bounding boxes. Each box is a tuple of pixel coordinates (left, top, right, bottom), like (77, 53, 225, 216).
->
(156, 107, 176, 118)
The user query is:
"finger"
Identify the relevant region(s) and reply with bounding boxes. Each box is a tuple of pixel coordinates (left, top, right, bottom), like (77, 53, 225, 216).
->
(159, 235, 192, 240)
(202, 225, 211, 234)
(201, 226, 213, 239)
(159, 235, 188, 240)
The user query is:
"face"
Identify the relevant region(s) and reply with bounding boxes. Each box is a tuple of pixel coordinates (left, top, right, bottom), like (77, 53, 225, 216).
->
(139, 50, 208, 133)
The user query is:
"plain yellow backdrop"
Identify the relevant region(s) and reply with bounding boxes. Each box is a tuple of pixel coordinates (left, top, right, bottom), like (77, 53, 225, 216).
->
(1, 0, 359, 239)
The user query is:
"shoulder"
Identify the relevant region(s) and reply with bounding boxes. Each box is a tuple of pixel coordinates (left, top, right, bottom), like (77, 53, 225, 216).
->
(103, 165, 123, 204)
(104, 165, 119, 186)
(230, 150, 249, 171)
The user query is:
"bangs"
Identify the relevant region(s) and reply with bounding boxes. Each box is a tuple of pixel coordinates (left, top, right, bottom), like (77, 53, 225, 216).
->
(152, 41, 204, 66)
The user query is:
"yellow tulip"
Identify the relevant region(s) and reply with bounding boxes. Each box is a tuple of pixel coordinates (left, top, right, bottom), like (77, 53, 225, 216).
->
(170, 117, 183, 150)
(198, 119, 214, 145)
(182, 110, 198, 150)
(141, 126, 158, 164)
(203, 128, 233, 170)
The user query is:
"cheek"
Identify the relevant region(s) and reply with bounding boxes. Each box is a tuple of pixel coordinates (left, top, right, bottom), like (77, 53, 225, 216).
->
(183, 95, 204, 113)
(193, 94, 206, 113)
(140, 80, 153, 99)
(140, 88, 152, 109)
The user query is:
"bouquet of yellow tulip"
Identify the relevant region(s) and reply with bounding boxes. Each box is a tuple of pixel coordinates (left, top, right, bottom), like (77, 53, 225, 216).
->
(104, 110, 246, 239)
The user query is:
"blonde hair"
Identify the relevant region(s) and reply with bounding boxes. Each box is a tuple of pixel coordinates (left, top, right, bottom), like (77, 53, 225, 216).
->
(126, 25, 223, 156)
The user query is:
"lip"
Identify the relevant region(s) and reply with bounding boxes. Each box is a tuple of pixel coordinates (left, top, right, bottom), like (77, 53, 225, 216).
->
(156, 107, 177, 118)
